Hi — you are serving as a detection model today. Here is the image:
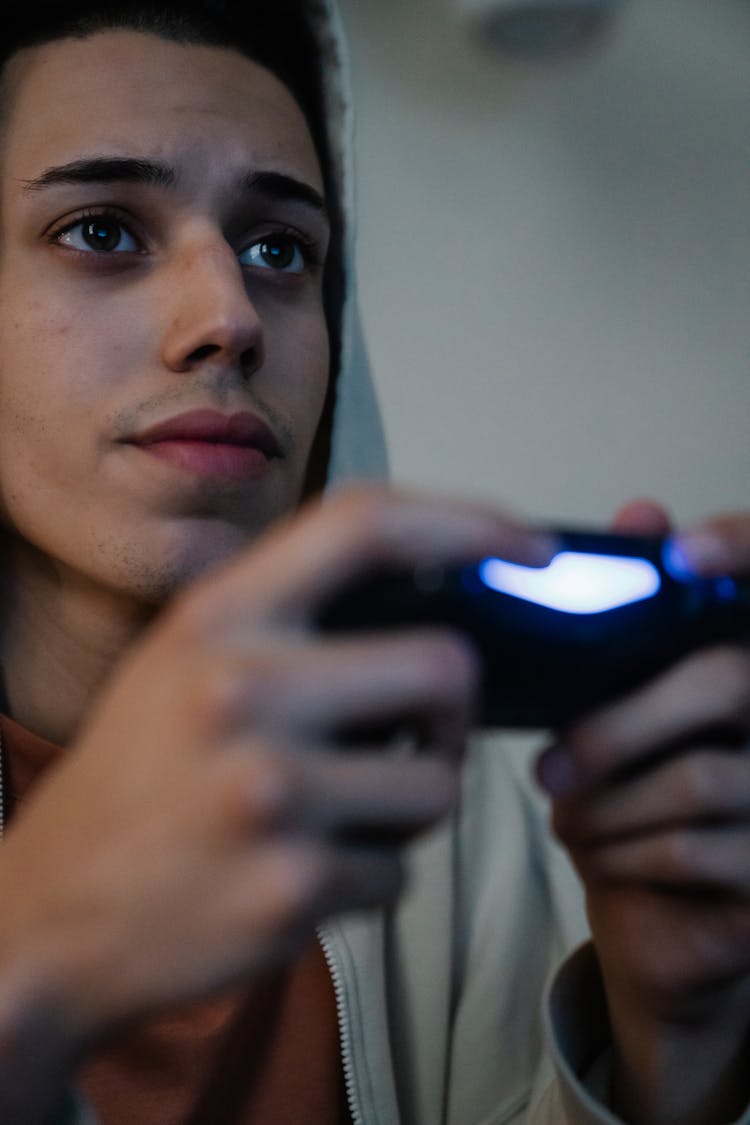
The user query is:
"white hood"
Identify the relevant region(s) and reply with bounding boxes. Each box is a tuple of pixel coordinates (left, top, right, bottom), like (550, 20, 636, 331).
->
(294, 0, 390, 486)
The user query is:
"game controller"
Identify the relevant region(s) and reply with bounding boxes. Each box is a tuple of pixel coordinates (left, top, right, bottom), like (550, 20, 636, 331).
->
(318, 529, 750, 727)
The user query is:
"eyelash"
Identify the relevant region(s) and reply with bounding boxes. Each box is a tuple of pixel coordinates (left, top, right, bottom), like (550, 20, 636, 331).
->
(47, 208, 323, 272)
(48, 208, 144, 254)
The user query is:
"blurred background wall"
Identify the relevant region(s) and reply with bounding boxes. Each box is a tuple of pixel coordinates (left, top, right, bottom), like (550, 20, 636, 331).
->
(338, 0, 749, 526)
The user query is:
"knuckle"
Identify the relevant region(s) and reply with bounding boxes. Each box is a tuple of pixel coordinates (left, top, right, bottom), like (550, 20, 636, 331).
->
(242, 747, 299, 830)
(423, 631, 479, 693)
(182, 653, 281, 737)
(232, 658, 283, 723)
(188, 660, 245, 727)
(662, 830, 699, 876)
(192, 651, 289, 731)
(210, 743, 296, 836)
(402, 631, 480, 725)
(224, 742, 311, 834)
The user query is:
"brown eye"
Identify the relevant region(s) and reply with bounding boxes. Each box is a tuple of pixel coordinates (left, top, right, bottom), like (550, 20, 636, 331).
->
(263, 236, 298, 269)
(240, 234, 306, 273)
(57, 215, 140, 254)
(82, 219, 124, 252)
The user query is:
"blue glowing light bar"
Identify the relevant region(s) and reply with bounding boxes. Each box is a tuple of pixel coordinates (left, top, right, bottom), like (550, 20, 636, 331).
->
(478, 551, 662, 614)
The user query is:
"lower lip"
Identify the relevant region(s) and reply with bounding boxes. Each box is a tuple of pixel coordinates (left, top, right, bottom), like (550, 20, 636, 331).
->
(135, 440, 275, 479)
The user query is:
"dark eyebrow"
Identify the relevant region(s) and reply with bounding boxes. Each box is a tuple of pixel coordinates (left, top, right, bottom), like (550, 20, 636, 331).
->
(21, 157, 176, 191)
(21, 158, 329, 221)
(245, 171, 329, 222)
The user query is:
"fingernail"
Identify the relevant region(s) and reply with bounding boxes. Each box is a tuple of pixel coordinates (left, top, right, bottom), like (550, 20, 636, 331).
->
(536, 745, 580, 796)
(666, 532, 729, 577)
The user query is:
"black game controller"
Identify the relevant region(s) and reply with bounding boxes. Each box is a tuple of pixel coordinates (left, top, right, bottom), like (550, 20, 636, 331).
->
(318, 529, 750, 728)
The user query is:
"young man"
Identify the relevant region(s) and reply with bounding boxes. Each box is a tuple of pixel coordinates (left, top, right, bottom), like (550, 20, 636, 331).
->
(0, 3, 748, 1123)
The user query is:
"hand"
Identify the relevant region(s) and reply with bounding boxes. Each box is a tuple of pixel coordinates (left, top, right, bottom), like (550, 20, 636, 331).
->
(0, 486, 552, 1052)
(538, 501, 750, 1124)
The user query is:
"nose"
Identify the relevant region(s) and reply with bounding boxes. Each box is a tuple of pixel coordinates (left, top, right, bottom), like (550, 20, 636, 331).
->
(161, 239, 265, 375)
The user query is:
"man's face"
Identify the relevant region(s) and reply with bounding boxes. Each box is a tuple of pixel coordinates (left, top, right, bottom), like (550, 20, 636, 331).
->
(0, 31, 331, 603)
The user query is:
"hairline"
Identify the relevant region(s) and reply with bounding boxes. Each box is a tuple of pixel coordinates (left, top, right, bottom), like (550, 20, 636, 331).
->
(0, 26, 317, 162)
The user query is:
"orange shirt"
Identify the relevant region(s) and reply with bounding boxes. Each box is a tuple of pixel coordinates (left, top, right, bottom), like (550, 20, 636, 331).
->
(2, 715, 351, 1125)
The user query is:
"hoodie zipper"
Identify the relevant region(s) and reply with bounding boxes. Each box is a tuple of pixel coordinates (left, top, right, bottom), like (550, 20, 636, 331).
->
(317, 925, 365, 1125)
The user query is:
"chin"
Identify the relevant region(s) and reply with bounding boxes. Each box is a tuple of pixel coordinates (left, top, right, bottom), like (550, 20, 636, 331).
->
(101, 521, 265, 608)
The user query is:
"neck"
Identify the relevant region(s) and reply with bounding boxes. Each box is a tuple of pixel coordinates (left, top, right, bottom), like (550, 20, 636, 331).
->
(0, 538, 158, 747)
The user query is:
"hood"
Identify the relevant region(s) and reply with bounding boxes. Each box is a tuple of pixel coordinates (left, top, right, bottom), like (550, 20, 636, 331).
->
(0, 0, 389, 489)
(291, 0, 390, 487)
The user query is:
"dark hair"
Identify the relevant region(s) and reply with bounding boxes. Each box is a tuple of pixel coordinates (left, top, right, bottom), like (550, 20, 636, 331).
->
(0, 2, 329, 162)
(0, 1, 341, 488)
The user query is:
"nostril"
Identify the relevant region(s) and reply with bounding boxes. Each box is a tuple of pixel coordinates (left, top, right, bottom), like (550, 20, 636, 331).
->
(186, 344, 221, 364)
(239, 345, 261, 379)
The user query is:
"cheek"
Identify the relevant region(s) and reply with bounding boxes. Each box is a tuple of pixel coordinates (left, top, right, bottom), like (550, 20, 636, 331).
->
(284, 309, 331, 438)
(0, 308, 75, 449)
(0, 319, 82, 457)
(0, 284, 138, 420)
(0, 298, 132, 519)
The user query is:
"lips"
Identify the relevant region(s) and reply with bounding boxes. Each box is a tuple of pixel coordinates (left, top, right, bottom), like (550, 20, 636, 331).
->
(127, 409, 282, 479)
(131, 409, 281, 455)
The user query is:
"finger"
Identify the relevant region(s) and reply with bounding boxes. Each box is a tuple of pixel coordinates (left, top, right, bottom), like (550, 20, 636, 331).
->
(216, 741, 460, 844)
(586, 885, 750, 1001)
(226, 630, 478, 750)
(573, 825, 750, 896)
(553, 747, 750, 847)
(537, 646, 750, 794)
(183, 486, 557, 631)
(669, 512, 750, 578)
(611, 498, 673, 537)
(293, 750, 460, 839)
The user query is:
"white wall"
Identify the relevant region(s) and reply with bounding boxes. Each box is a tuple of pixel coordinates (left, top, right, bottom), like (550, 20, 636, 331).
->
(339, 0, 750, 527)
